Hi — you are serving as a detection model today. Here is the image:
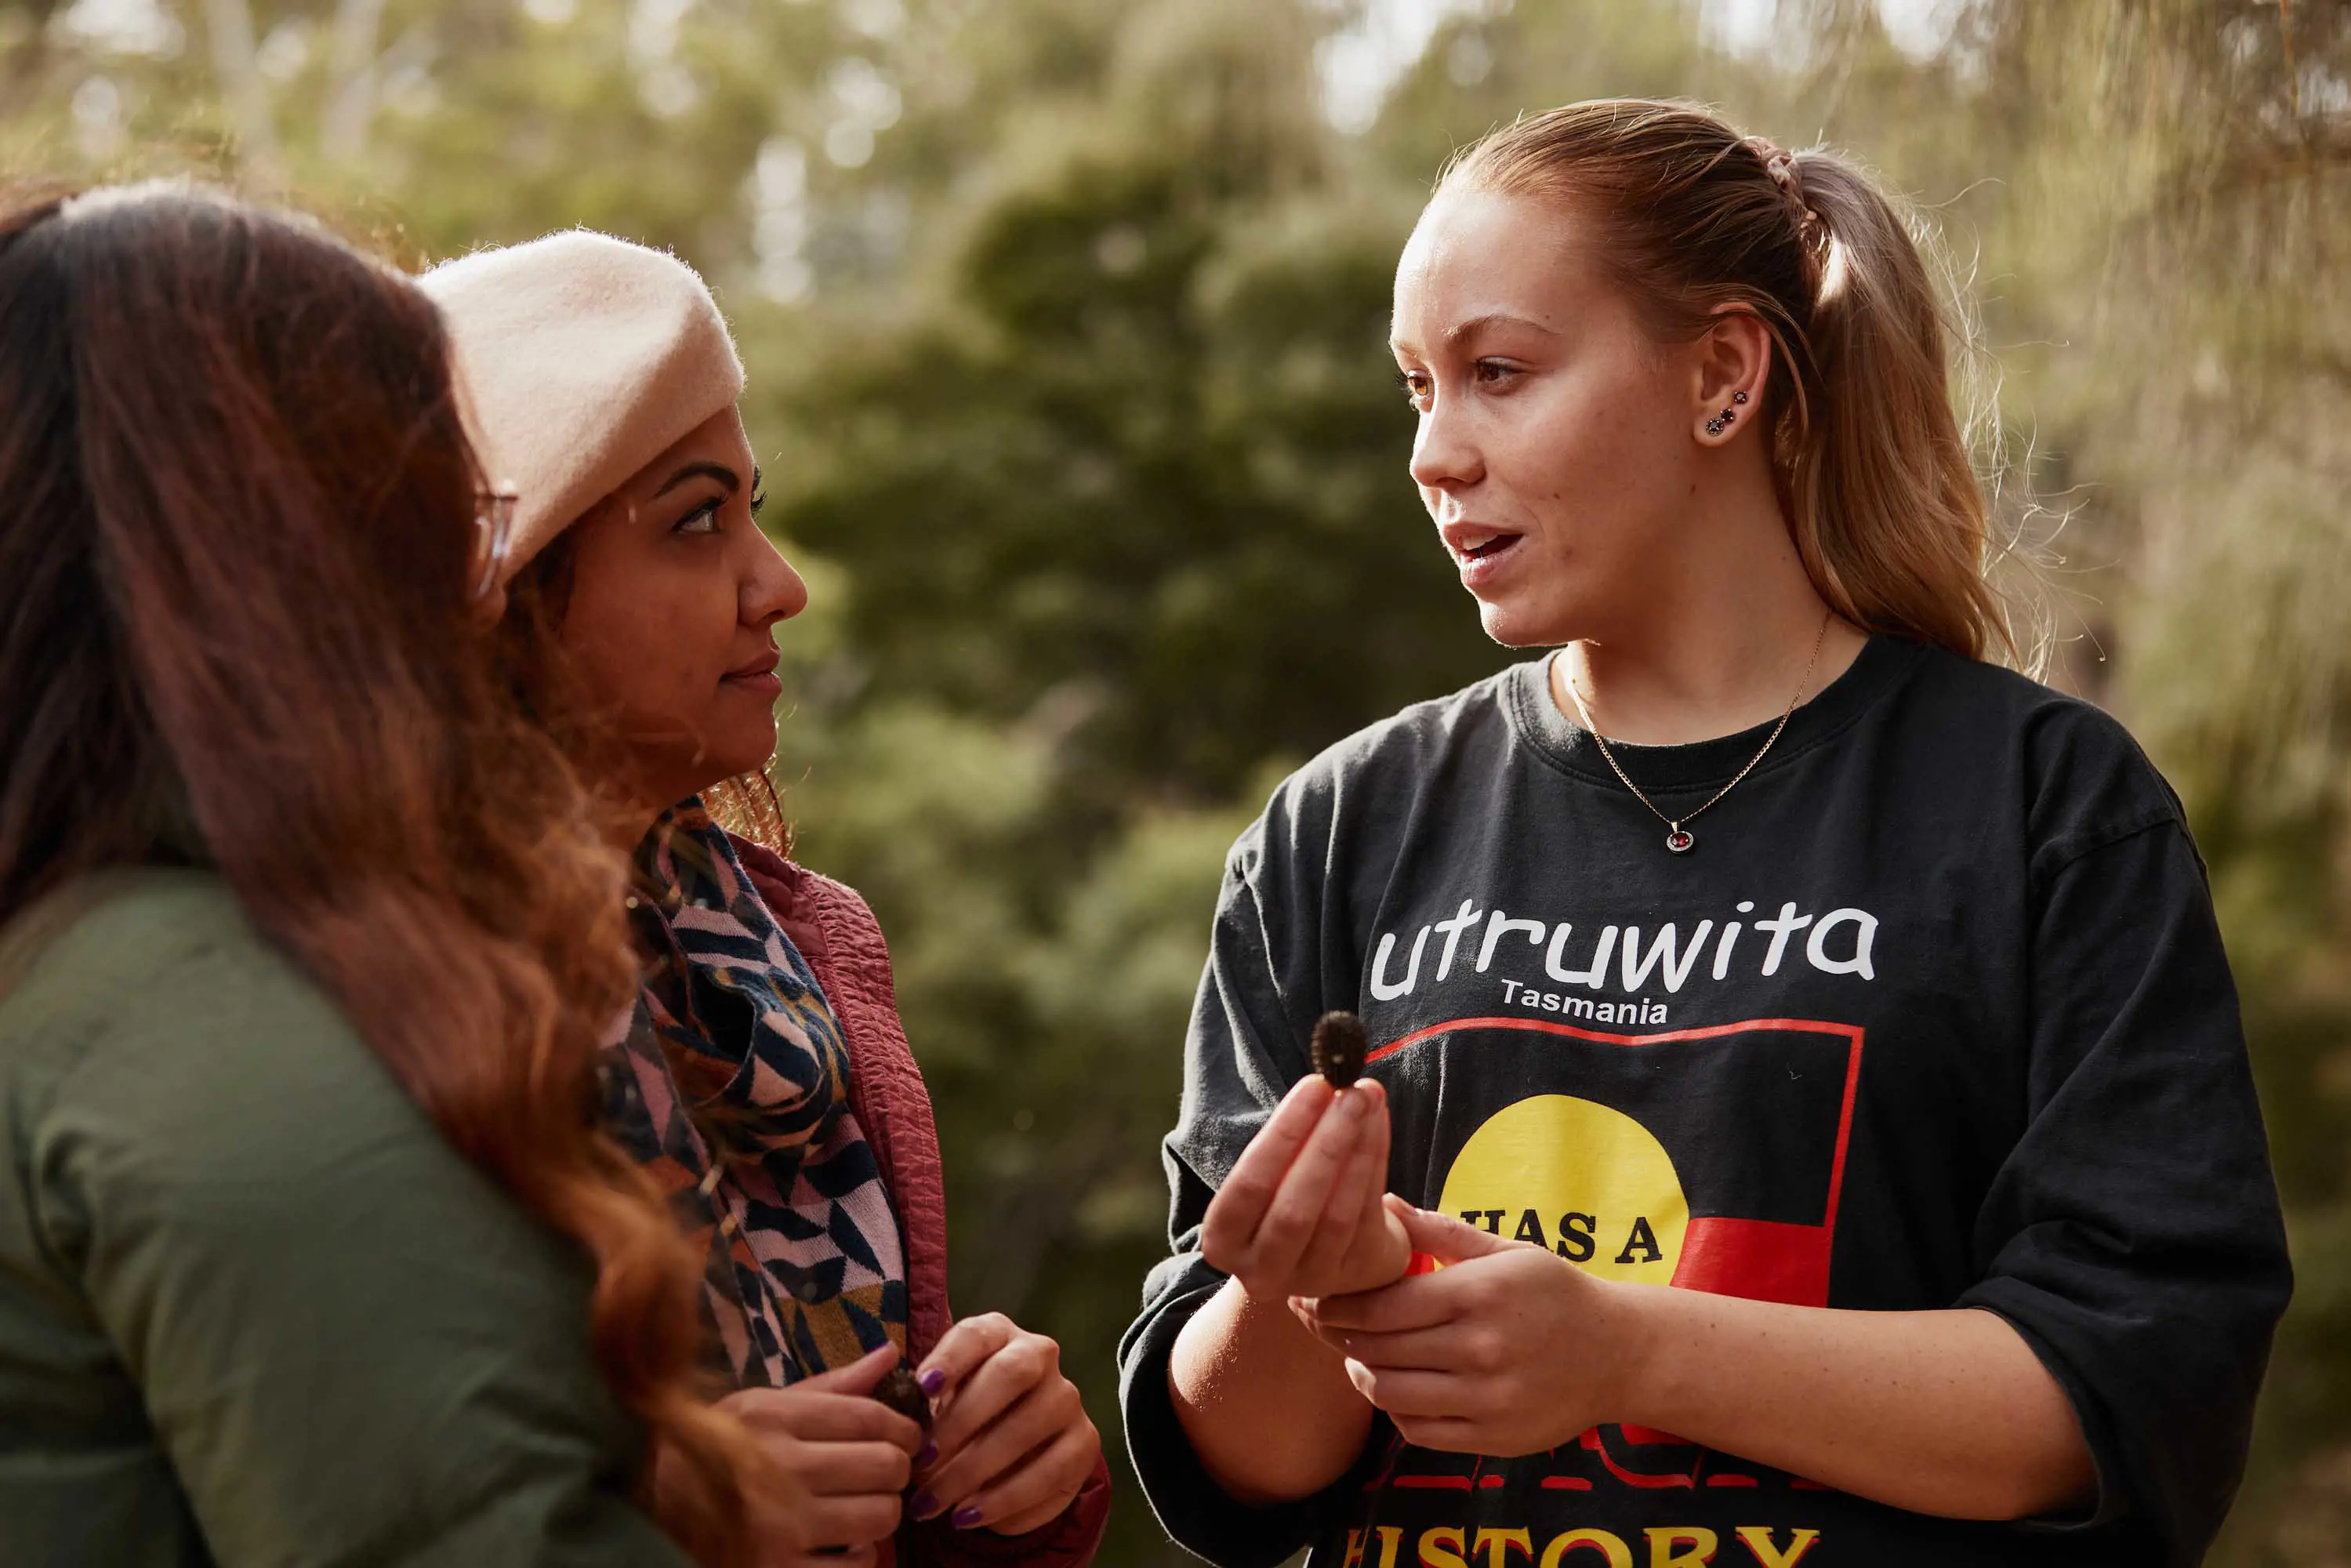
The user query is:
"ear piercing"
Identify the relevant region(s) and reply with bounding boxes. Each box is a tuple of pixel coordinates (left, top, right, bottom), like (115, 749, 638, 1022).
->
(1705, 392, 1751, 437)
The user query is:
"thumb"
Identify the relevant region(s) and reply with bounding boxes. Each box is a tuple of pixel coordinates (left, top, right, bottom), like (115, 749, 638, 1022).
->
(1395, 1199, 1514, 1265)
(796, 1342, 899, 1395)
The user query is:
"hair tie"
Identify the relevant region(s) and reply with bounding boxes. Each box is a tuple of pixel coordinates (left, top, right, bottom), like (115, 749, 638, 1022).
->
(1747, 137, 1826, 251)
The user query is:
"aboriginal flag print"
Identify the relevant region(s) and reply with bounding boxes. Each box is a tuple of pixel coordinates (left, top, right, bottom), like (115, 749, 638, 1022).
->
(1373, 1014, 1862, 1312)
(1354, 1014, 1863, 1523)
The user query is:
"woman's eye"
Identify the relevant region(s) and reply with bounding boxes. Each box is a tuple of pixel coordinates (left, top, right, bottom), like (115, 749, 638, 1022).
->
(1397, 370, 1433, 408)
(1472, 359, 1522, 388)
(673, 499, 723, 536)
(749, 468, 767, 519)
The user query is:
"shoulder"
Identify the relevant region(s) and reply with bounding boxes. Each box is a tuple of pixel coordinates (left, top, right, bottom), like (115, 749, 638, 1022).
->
(724, 832, 890, 961)
(722, 832, 905, 1033)
(2, 871, 492, 1260)
(0, 887, 684, 1567)
(2, 869, 363, 1117)
(1235, 663, 1525, 873)
(1292, 662, 1526, 796)
(5, 867, 280, 996)
(1892, 641, 2186, 869)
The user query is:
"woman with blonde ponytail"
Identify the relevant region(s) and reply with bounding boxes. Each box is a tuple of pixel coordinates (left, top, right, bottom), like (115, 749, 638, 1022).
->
(1120, 101, 2287, 1566)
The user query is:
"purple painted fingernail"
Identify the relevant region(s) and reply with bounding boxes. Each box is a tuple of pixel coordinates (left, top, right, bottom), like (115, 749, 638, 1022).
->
(916, 1440, 938, 1468)
(953, 1506, 985, 1530)
(919, 1367, 946, 1395)
(910, 1491, 941, 1521)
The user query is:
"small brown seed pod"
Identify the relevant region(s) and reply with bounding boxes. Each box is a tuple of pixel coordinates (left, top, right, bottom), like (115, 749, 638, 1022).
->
(872, 1363, 934, 1432)
(1311, 1011, 1368, 1088)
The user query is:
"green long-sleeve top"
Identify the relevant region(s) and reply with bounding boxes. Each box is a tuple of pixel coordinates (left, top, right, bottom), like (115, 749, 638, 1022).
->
(0, 870, 693, 1566)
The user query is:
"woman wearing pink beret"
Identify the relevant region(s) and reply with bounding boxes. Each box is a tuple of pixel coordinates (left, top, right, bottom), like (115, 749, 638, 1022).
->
(423, 232, 1110, 1568)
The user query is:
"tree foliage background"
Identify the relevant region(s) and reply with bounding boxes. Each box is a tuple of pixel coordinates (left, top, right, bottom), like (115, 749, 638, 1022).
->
(9, 0, 2349, 1559)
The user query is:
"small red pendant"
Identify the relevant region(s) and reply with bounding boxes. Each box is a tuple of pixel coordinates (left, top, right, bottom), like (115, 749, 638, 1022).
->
(1665, 827, 1695, 854)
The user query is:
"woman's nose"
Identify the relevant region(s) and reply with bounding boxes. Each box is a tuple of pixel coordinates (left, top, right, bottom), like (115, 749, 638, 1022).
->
(1407, 394, 1484, 493)
(742, 530, 808, 626)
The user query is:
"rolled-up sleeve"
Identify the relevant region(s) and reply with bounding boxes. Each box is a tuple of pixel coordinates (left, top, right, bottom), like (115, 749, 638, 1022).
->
(1117, 822, 1380, 1568)
(1957, 820, 2291, 1564)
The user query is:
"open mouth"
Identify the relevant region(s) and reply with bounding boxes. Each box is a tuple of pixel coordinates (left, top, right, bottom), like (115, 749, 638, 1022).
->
(1446, 527, 1525, 568)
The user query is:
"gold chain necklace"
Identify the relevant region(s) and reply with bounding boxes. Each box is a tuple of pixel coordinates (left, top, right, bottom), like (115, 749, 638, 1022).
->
(1562, 612, 1833, 855)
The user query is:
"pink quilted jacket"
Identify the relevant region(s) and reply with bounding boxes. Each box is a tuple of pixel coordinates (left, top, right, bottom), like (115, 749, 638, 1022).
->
(735, 837, 1112, 1568)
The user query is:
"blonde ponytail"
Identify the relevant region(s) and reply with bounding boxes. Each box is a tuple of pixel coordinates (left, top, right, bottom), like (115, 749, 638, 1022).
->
(1443, 100, 2018, 666)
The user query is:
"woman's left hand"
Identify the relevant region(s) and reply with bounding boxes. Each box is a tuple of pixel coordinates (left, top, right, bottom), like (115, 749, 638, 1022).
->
(1293, 1198, 1642, 1457)
(909, 1312, 1101, 1535)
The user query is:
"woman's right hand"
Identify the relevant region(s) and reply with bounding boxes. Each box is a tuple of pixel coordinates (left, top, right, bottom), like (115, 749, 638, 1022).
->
(1199, 1075, 1412, 1305)
(723, 1345, 927, 1567)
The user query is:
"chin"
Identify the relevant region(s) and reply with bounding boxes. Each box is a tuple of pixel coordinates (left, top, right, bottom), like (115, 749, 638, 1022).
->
(678, 712, 775, 791)
(1474, 596, 1575, 651)
(709, 735, 778, 785)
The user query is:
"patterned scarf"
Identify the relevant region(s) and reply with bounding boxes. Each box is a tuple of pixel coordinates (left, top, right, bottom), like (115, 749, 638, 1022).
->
(600, 797, 909, 1386)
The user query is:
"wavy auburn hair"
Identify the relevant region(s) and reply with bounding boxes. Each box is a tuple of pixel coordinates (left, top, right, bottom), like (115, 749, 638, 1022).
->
(0, 182, 775, 1563)
(1443, 100, 2020, 666)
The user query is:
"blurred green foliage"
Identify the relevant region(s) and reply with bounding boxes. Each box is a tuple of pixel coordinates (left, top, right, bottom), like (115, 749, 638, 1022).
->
(10, 0, 2351, 1559)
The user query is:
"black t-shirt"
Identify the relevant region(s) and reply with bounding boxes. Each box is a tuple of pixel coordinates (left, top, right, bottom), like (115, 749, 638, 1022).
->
(1119, 637, 2289, 1568)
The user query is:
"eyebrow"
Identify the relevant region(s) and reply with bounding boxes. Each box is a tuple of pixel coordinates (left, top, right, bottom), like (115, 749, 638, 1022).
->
(1443, 310, 1557, 345)
(655, 460, 741, 497)
(1389, 310, 1559, 357)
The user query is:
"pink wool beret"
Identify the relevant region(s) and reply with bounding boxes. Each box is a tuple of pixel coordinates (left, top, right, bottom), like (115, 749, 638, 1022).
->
(420, 229, 745, 576)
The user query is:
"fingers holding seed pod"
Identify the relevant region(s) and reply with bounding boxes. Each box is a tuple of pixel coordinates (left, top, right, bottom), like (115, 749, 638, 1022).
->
(872, 1363, 934, 1434)
(1310, 1011, 1368, 1088)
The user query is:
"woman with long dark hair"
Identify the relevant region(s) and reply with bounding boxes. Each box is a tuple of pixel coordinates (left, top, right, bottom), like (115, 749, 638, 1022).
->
(0, 183, 792, 1565)
(1120, 101, 2289, 1567)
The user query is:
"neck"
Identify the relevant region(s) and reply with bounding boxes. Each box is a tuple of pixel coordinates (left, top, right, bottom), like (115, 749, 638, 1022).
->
(1551, 485, 1867, 747)
(619, 808, 665, 855)
(594, 769, 690, 857)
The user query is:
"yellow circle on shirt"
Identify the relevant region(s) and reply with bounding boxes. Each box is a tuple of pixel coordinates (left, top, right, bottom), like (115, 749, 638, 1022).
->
(1436, 1094, 1689, 1285)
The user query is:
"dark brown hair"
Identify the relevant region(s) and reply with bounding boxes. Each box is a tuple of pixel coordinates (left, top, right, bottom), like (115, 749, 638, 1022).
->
(0, 181, 775, 1563)
(1444, 100, 2018, 665)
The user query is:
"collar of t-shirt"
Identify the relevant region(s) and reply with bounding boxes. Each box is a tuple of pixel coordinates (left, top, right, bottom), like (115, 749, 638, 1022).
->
(1500, 631, 1917, 798)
